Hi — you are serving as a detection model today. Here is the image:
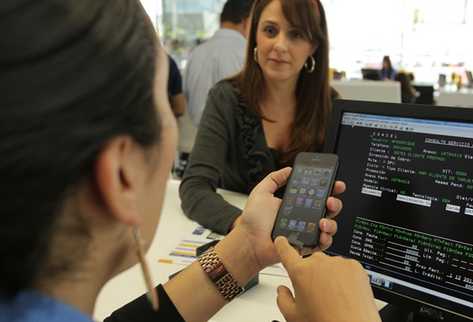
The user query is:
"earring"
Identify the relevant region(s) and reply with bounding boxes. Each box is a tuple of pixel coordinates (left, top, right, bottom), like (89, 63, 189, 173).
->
(133, 226, 159, 310)
(305, 55, 316, 73)
(254, 47, 258, 63)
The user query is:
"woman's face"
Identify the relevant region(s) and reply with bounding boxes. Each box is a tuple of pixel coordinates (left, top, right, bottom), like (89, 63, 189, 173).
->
(255, 0, 316, 84)
(383, 58, 390, 69)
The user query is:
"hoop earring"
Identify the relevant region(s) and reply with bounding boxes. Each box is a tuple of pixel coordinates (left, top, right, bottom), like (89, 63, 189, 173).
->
(254, 47, 258, 63)
(305, 55, 316, 73)
(133, 226, 159, 310)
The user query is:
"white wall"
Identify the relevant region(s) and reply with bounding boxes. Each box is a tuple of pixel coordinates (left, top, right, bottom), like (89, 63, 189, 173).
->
(140, 0, 162, 28)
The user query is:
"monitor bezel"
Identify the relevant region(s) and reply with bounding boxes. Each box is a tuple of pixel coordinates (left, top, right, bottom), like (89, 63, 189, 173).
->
(324, 99, 473, 320)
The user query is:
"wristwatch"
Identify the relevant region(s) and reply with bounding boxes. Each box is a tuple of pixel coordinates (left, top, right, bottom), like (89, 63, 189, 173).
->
(198, 247, 244, 301)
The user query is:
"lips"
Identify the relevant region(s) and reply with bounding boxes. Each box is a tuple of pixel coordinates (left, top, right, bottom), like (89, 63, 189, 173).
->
(268, 58, 289, 64)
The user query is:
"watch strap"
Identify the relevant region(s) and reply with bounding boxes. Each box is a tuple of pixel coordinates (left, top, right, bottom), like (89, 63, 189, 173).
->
(198, 247, 244, 301)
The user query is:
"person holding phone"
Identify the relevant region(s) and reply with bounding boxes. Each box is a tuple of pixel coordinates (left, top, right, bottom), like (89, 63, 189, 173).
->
(180, 0, 339, 234)
(0, 1, 381, 322)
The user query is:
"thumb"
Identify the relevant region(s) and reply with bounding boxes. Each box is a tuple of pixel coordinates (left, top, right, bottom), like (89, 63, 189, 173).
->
(253, 167, 292, 195)
(277, 286, 301, 322)
(275, 236, 301, 277)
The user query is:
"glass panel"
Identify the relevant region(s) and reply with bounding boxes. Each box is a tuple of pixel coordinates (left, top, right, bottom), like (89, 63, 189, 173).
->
(156, 0, 473, 83)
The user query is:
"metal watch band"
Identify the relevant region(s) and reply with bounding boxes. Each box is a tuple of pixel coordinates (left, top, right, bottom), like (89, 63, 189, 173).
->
(198, 247, 244, 301)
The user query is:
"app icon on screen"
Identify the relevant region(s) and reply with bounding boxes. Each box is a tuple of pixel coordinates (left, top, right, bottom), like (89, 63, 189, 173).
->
(283, 205, 294, 215)
(296, 197, 305, 206)
(280, 218, 288, 229)
(297, 221, 306, 232)
(305, 198, 313, 208)
(307, 222, 317, 233)
(288, 220, 298, 230)
(313, 200, 322, 209)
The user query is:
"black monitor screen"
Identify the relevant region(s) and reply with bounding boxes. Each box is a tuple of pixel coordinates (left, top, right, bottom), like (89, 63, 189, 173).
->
(329, 111, 473, 318)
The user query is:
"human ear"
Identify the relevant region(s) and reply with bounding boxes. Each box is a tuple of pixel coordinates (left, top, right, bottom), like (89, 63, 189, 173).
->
(94, 136, 145, 226)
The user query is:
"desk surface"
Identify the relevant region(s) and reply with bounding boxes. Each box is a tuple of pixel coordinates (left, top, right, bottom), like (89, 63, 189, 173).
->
(437, 88, 473, 108)
(94, 179, 386, 322)
(331, 80, 401, 103)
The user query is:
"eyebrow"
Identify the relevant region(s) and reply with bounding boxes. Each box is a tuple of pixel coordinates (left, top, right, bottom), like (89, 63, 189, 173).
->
(261, 19, 304, 31)
(261, 20, 279, 26)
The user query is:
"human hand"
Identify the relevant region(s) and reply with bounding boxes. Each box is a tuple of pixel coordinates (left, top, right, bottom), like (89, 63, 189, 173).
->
(236, 167, 345, 270)
(275, 237, 381, 322)
(230, 215, 243, 230)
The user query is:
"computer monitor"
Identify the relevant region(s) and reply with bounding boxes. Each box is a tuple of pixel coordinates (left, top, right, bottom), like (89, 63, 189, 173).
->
(325, 100, 473, 321)
(362, 68, 382, 81)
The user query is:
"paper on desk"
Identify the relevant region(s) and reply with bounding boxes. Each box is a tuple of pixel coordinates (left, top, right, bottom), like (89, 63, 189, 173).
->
(157, 224, 288, 278)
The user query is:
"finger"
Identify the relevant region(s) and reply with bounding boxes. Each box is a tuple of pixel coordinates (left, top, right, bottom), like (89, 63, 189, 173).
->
(276, 286, 300, 322)
(326, 197, 343, 219)
(332, 181, 346, 196)
(274, 236, 301, 276)
(318, 232, 333, 251)
(319, 218, 338, 235)
(254, 167, 292, 194)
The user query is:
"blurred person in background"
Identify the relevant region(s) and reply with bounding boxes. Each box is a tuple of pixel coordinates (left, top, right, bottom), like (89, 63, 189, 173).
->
(184, 0, 255, 126)
(168, 55, 186, 118)
(380, 55, 396, 80)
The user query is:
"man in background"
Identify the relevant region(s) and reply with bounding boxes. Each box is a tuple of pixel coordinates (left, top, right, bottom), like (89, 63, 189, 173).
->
(184, 0, 254, 126)
(168, 55, 186, 118)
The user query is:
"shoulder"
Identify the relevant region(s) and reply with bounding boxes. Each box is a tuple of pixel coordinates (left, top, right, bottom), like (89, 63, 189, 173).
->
(204, 80, 258, 127)
(207, 80, 240, 108)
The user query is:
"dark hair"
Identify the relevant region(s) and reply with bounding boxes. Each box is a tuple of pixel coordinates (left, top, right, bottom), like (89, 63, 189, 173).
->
(0, 0, 160, 296)
(233, 0, 332, 164)
(382, 55, 393, 71)
(220, 0, 254, 24)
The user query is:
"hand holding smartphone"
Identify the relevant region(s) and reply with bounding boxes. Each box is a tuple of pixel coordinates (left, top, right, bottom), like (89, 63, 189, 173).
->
(271, 152, 339, 252)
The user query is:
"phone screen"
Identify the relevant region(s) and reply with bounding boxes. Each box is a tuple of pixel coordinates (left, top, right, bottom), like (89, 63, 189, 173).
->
(273, 164, 336, 246)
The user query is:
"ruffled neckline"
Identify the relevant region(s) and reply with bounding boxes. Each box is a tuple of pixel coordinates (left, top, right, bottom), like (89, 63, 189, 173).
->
(234, 90, 278, 193)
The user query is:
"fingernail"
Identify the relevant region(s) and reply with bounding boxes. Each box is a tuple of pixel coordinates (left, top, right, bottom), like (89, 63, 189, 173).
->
(320, 219, 327, 230)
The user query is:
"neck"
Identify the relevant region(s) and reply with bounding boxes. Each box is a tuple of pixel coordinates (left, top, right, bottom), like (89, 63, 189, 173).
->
(262, 78, 298, 119)
(33, 222, 127, 316)
(220, 21, 245, 38)
(35, 265, 105, 316)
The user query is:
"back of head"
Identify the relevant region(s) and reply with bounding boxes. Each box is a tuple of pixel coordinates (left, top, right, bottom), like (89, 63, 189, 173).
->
(220, 0, 254, 24)
(0, 0, 160, 296)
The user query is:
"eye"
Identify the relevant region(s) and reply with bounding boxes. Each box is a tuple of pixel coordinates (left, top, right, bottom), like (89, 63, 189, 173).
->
(289, 29, 305, 40)
(263, 25, 278, 38)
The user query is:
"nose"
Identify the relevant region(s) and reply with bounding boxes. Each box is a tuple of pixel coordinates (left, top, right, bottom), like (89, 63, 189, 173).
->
(273, 33, 289, 54)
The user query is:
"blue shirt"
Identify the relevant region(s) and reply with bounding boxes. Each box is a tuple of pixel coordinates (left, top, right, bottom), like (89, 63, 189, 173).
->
(0, 290, 92, 322)
(184, 29, 246, 125)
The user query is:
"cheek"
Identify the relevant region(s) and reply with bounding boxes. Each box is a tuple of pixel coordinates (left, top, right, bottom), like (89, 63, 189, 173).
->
(294, 45, 314, 65)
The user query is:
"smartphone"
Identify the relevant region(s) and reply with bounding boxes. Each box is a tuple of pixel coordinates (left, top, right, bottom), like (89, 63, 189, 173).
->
(271, 152, 339, 249)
